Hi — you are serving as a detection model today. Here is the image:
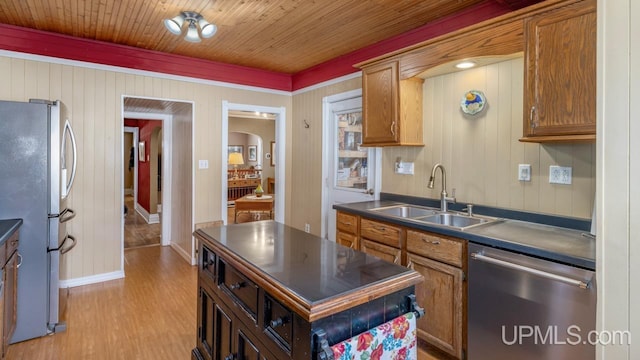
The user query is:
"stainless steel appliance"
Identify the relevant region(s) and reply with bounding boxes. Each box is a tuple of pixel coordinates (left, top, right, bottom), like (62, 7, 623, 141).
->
(468, 243, 596, 360)
(0, 99, 78, 343)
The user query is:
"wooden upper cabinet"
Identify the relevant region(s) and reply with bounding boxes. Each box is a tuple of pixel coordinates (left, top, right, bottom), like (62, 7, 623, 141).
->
(521, 0, 596, 142)
(361, 61, 424, 147)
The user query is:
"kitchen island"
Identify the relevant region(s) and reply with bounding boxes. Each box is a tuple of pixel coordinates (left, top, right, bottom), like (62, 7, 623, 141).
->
(192, 220, 423, 360)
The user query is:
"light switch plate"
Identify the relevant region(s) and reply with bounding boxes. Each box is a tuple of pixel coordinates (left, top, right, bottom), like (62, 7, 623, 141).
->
(395, 162, 414, 175)
(518, 164, 531, 181)
(549, 165, 572, 184)
(198, 160, 209, 169)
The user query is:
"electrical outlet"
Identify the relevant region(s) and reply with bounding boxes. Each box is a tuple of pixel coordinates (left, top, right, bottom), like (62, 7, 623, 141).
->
(198, 160, 208, 169)
(549, 166, 572, 184)
(395, 161, 414, 175)
(518, 164, 531, 181)
(304, 223, 310, 233)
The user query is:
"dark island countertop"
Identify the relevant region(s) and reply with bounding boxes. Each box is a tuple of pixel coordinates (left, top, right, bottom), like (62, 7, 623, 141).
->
(194, 220, 423, 322)
(0, 219, 22, 245)
(334, 200, 595, 270)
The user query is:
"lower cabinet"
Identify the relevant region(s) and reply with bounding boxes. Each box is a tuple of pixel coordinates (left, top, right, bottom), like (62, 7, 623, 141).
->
(338, 212, 468, 359)
(196, 284, 275, 360)
(407, 253, 464, 359)
(1, 230, 19, 360)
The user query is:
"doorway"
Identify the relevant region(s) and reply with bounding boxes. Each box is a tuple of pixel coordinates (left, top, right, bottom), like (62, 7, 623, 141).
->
(221, 102, 286, 224)
(321, 89, 381, 241)
(123, 123, 163, 249)
(121, 96, 195, 267)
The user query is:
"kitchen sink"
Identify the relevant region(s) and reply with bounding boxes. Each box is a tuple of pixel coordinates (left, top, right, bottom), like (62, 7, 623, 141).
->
(369, 204, 501, 230)
(419, 213, 496, 230)
(369, 205, 438, 219)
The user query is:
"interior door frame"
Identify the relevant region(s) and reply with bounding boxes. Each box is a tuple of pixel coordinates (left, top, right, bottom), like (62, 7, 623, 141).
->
(221, 101, 286, 224)
(123, 126, 139, 204)
(321, 89, 382, 240)
(121, 110, 173, 272)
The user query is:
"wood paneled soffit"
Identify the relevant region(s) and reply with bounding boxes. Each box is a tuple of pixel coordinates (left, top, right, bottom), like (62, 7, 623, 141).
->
(356, 0, 581, 81)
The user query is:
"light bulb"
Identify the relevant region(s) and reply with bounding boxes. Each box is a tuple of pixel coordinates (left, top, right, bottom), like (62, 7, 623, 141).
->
(184, 23, 201, 43)
(164, 15, 184, 35)
(455, 61, 476, 69)
(198, 18, 217, 38)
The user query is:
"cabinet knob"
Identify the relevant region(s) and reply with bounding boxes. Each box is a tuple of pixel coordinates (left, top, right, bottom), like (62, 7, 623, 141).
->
(229, 282, 245, 290)
(270, 316, 287, 328)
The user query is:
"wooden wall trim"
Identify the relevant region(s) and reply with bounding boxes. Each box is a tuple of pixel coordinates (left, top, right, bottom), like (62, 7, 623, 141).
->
(0, 1, 514, 92)
(0, 23, 293, 91)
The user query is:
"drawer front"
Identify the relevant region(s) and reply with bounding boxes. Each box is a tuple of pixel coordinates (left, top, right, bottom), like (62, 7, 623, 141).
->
(336, 212, 358, 234)
(264, 294, 293, 352)
(200, 245, 216, 282)
(361, 239, 402, 265)
(406, 230, 464, 267)
(360, 218, 401, 248)
(219, 260, 259, 320)
(336, 231, 358, 249)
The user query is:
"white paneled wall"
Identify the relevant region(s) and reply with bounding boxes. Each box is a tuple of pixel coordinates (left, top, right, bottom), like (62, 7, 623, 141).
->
(0, 54, 292, 282)
(382, 57, 595, 219)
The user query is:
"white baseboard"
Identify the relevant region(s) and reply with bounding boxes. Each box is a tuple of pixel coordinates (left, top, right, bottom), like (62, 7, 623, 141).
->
(59, 270, 125, 288)
(135, 203, 159, 224)
(170, 243, 195, 265)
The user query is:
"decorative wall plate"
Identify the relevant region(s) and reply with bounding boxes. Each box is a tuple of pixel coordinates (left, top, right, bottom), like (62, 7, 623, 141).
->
(460, 90, 486, 115)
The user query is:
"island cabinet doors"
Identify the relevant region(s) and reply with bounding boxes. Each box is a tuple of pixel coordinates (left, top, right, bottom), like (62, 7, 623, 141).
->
(196, 285, 277, 360)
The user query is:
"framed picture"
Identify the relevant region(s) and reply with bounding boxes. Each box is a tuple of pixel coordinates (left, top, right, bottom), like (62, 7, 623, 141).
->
(270, 141, 276, 167)
(228, 145, 243, 156)
(138, 141, 146, 162)
(248, 145, 257, 162)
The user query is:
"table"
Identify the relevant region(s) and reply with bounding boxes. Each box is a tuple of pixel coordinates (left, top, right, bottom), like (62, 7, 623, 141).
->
(234, 194, 274, 223)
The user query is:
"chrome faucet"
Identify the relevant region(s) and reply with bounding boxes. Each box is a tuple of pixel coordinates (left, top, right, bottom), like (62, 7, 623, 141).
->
(428, 163, 456, 212)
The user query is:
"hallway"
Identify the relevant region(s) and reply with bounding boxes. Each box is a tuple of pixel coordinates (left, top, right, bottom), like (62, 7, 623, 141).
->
(124, 195, 161, 248)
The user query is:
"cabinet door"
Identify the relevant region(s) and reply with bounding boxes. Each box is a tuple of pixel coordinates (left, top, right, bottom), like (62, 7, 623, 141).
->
(523, 0, 596, 141)
(336, 231, 358, 249)
(361, 239, 401, 265)
(197, 287, 234, 360)
(407, 253, 464, 359)
(3, 251, 17, 358)
(362, 61, 399, 145)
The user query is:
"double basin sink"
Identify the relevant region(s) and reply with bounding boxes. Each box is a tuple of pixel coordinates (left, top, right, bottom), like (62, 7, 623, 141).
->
(369, 204, 501, 231)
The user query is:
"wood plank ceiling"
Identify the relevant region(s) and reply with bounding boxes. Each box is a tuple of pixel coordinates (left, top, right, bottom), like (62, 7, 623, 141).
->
(0, 0, 517, 74)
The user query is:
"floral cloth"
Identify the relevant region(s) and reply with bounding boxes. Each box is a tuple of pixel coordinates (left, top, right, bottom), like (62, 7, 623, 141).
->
(330, 312, 417, 360)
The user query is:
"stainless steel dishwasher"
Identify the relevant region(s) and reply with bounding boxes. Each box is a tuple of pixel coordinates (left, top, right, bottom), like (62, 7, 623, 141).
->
(468, 243, 596, 360)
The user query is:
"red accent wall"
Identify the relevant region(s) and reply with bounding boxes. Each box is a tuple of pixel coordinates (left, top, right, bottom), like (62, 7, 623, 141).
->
(125, 119, 162, 213)
(0, 0, 535, 91)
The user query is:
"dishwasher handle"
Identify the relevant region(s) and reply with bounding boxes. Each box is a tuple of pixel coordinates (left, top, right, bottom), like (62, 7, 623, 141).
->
(471, 252, 591, 289)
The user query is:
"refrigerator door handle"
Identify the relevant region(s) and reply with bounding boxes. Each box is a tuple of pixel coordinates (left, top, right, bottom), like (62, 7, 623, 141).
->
(59, 208, 76, 223)
(60, 235, 76, 255)
(62, 119, 77, 198)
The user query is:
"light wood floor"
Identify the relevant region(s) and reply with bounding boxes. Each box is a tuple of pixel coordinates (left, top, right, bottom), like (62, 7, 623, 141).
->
(124, 195, 161, 248)
(6, 246, 197, 360)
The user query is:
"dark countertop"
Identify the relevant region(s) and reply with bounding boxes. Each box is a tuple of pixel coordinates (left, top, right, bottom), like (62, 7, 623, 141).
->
(334, 200, 595, 270)
(194, 220, 423, 321)
(0, 219, 22, 245)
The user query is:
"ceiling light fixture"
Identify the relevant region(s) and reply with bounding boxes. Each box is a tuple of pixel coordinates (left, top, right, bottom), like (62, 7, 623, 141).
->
(164, 11, 217, 43)
(455, 61, 476, 69)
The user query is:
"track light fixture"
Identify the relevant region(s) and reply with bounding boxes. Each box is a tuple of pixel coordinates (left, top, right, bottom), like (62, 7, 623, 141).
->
(164, 11, 217, 43)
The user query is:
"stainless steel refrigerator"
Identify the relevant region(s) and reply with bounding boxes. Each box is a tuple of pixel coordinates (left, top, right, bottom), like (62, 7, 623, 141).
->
(0, 99, 78, 343)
